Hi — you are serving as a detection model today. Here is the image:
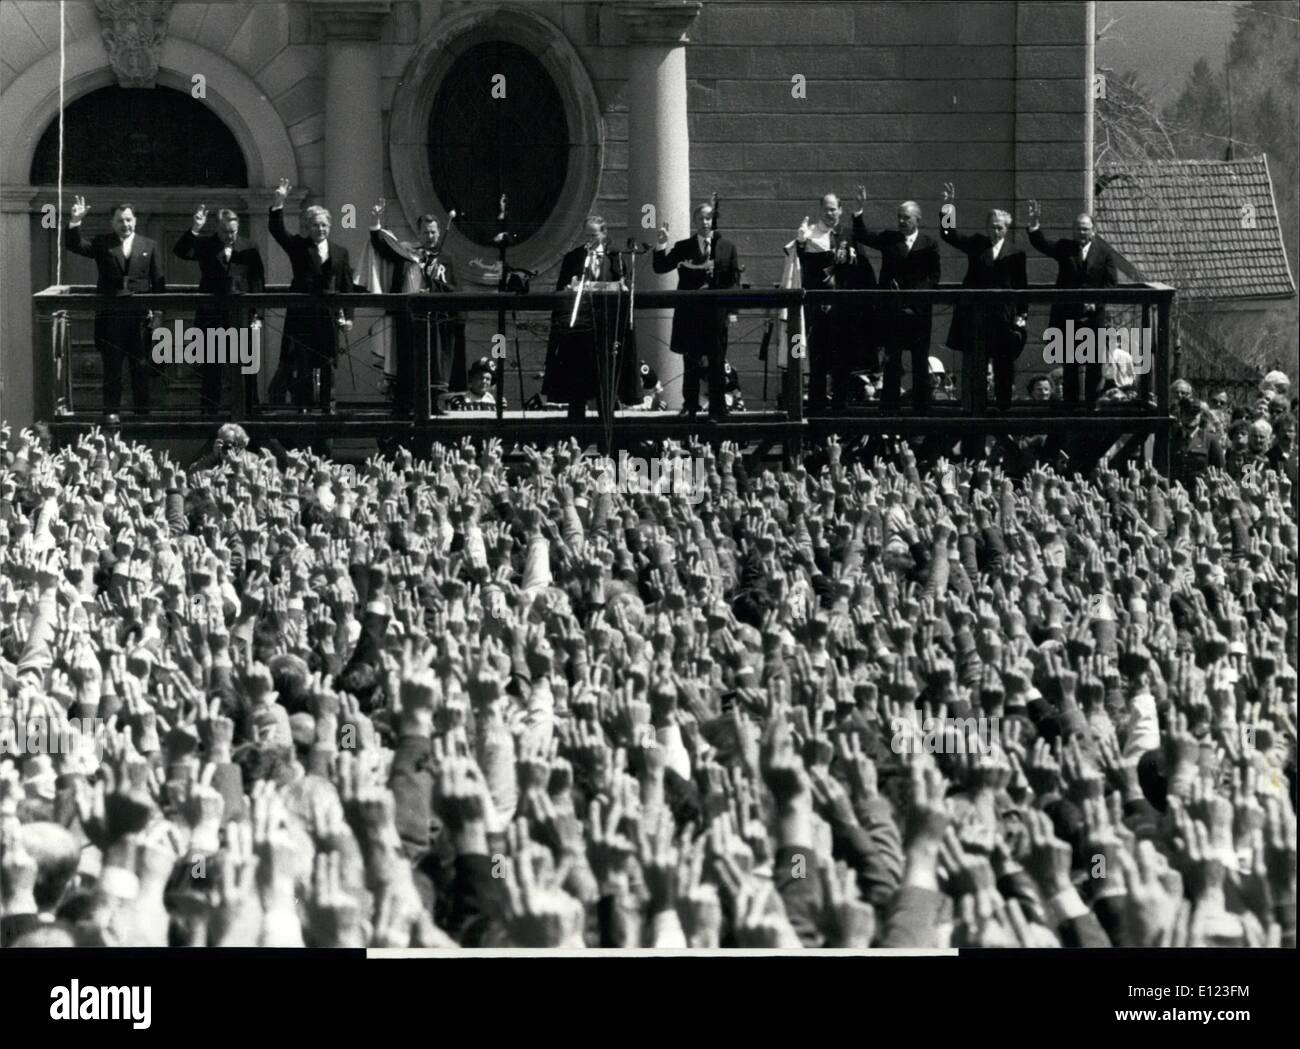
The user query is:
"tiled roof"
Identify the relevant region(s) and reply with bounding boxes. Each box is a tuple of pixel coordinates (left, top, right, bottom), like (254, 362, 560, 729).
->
(1094, 156, 1296, 301)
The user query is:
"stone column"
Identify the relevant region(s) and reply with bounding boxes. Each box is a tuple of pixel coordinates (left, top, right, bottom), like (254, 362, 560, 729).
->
(619, 1, 702, 410)
(1, 189, 37, 427)
(316, 1, 390, 401)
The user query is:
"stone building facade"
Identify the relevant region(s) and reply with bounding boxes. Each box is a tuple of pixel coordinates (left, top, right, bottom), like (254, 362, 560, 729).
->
(1, 0, 1095, 424)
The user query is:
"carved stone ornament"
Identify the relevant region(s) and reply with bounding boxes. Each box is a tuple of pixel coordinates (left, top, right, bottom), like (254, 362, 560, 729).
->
(95, 1, 174, 88)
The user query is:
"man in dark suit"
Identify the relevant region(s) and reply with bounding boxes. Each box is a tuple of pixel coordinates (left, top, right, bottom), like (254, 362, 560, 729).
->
(791, 193, 877, 414)
(65, 197, 166, 414)
(938, 188, 1028, 410)
(852, 188, 941, 412)
(653, 201, 741, 418)
(549, 215, 626, 422)
(367, 198, 464, 416)
(1027, 200, 1119, 407)
(267, 178, 355, 410)
(173, 204, 265, 412)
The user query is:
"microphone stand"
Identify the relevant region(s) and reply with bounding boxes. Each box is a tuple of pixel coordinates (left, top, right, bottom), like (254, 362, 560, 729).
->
(570, 245, 593, 329)
(494, 195, 510, 423)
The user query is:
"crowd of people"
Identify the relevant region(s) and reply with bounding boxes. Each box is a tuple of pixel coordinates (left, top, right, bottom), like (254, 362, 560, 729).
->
(1171, 373, 1297, 492)
(0, 410, 1295, 949)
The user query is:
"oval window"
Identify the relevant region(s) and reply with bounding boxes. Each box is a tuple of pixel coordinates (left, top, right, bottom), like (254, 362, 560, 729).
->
(428, 40, 569, 249)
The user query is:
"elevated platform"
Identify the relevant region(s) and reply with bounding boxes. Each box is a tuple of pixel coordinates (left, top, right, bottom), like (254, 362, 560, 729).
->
(32, 282, 1176, 468)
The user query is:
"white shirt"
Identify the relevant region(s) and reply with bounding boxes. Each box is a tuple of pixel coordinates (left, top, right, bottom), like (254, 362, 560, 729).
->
(991, 238, 1003, 261)
(904, 230, 918, 252)
(221, 244, 233, 263)
(1080, 240, 1091, 261)
(120, 233, 135, 259)
(316, 240, 329, 263)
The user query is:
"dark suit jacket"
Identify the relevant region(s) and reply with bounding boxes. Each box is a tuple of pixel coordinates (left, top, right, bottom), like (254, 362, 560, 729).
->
(369, 229, 466, 388)
(852, 218, 940, 345)
(653, 233, 740, 356)
(1028, 227, 1118, 331)
(66, 226, 165, 299)
(173, 230, 264, 327)
(555, 242, 623, 290)
(66, 226, 165, 359)
(939, 228, 1028, 353)
(544, 243, 631, 403)
(269, 206, 354, 361)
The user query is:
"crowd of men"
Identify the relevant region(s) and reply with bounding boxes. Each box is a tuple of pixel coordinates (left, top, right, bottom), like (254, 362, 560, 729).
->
(0, 410, 1294, 948)
(65, 182, 1134, 422)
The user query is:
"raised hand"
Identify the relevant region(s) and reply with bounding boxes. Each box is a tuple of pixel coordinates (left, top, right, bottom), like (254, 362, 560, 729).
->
(70, 195, 90, 222)
(274, 178, 291, 206)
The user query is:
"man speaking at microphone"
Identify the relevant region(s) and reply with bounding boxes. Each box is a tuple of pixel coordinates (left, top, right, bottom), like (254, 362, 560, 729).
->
(653, 202, 741, 419)
(551, 215, 624, 423)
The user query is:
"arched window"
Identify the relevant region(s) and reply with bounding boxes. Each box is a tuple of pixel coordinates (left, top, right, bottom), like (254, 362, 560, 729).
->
(427, 41, 569, 249)
(31, 85, 248, 186)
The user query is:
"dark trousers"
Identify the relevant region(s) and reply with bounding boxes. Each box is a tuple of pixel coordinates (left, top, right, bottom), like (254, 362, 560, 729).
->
(198, 363, 223, 411)
(881, 320, 930, 411)
(267, 353, 293, 406)
(1063, 361, 1103, 405)
(562, 304, 618, 424)
(393, 313, 456, 412)
(96, 311, 150, 411)
(986, 326, 1024, 410)
(807, 305, 853, 411)
(991, 352, 1016, 409)
(683, 349, 727, 414)
(200, 365, 258, 414)
(291, 355, 334, 407)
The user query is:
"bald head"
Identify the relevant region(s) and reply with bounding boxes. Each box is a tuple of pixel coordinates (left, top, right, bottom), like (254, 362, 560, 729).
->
(898, 201, 921, 234)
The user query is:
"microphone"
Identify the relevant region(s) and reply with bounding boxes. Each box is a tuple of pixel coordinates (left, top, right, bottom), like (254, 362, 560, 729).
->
(625, 238, 652, 254)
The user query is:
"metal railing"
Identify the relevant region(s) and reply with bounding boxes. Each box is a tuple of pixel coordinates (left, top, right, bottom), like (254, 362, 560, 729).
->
(33, 283, 1176, 466)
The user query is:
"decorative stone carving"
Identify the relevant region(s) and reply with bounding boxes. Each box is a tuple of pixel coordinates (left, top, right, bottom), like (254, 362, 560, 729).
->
(312, 1, 392, 42)
(618, 0, 703, 44)
(95, 1, 174, 88)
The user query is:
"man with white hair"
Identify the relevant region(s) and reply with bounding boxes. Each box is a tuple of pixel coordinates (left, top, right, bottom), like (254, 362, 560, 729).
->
(852, 187, 941, 412)
(937, 187, 1028, 410)
(268, 178, 355, 410)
